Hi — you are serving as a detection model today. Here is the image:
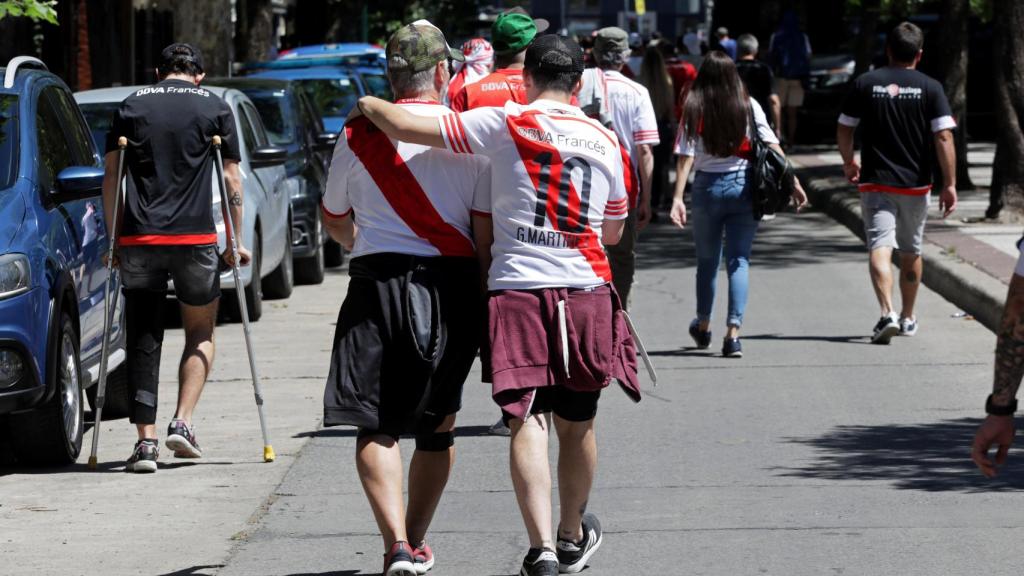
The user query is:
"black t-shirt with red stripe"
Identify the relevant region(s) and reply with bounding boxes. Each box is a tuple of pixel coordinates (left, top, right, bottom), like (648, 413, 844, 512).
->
(105, 78, 240, 245)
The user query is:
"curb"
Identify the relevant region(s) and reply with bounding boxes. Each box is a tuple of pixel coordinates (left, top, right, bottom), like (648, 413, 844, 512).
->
(797, 168, 1007, 333)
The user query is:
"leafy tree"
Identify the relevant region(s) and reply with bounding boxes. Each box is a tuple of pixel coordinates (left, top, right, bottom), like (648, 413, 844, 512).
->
(0, 0, 57, 24)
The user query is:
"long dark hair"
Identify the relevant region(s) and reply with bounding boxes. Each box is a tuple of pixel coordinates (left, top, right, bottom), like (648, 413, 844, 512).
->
(682, 51, 750, 158)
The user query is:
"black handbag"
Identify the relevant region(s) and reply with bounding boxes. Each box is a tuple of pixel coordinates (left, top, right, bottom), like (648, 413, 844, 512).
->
(748, 107, 796, 220)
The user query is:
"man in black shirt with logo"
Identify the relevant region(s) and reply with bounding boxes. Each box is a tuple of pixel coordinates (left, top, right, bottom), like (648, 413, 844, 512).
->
(836, 22, 957, 345)
(102, 43, 247, 472)
(735, 34, 780, 136)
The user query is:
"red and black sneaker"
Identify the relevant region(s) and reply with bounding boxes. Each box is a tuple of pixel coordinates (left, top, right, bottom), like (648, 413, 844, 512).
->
(383, 541, 416, 576)
(411, 541, 434, 574)
(166, 418, 202, 458)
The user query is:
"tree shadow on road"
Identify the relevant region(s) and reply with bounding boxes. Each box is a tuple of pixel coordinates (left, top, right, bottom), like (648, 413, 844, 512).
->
(776, 417, 1024, 492)
(158, 565, 224, 576)
(280, 572, 361, 576)
(742, 333, 871, 345)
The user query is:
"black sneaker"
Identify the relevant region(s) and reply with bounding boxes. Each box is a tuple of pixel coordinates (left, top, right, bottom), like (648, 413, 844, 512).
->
(520, 548, 559, 576)
(383, 541, 416, 576)
(689, 319, 711, 349)
(557, 513, 603, 573)
(722, 337, 743, 358)
(871, 315, 899, 345)
(166, 419, 202, 458)
(125, 439, 158, 473)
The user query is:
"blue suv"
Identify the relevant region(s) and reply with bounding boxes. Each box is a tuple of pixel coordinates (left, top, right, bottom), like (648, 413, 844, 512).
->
(0, 57, 129, 466)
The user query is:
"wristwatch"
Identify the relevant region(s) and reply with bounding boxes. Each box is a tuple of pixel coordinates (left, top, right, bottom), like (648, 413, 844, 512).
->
(985, 394, 1018, 416)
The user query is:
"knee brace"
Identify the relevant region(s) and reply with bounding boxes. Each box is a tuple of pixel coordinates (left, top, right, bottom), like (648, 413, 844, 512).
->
(415, 430, 454, 452)
(125, 289, 166, 425)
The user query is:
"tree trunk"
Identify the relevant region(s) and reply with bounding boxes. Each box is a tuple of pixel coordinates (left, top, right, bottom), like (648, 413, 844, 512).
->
(989, 0, 1024, 217)
(235, 0, 276, 64)
(934, 0, 973, 190)
(76, 0, 92, 90)
(853, 0, 881, 76)
(164, 0, 233, 76)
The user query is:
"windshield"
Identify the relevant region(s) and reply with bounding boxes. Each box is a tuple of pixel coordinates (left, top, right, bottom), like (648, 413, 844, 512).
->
(360, 71, 392, 100)
(296, 77, 358, 119)
(245, 89, 296, 146)
(78, 102, 121, 151)
(0, 95, 17, 190)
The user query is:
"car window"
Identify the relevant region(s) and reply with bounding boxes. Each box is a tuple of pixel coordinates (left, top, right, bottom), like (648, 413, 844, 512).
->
(78, 102, 120, 152)
(241, 101, 270, 147)
(246, 89, 295, 146)
(360, 71, 392, 100)
(51, 89, 96, 166)
(296, 77, 358, 119)
(0, 95, 18, 190)
(36, 87, 74, 192)
(237, 103, 258, 154)
(297, 91, 325, 135)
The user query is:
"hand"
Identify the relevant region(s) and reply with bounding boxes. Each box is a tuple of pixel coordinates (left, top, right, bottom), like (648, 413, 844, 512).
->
(791, 178, 809, 213)
(101, 251, 119, 269)
(972, 414, 1016, 478)
(669, 197, 687, 229)
(939, 185, 957, 218)
(222, 244, 252, 268)
(842, 159, 860, 184)
(636, 195, 652, 231)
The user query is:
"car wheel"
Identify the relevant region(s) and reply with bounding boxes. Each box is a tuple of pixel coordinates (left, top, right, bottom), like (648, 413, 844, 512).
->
(263, 220, 294, 299)
(324, 239, 344, 268)
(295, 214, 326, 285)
(9, 313, 84, 466)
(85, 362, 131, 420)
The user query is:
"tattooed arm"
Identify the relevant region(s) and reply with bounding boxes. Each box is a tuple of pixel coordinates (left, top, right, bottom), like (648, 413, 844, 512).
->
(971, 273, 1024, 477)
(221, 160, 251, 266)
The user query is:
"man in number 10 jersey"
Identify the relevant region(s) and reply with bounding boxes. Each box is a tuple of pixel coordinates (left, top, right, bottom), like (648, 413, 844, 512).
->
(357, 34, 641, 576)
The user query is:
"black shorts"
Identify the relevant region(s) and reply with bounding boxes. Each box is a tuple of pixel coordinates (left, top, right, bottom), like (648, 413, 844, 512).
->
(323, 253, 482, 437)
(501, 386, 601, 426)
(120, 244, 220, 306)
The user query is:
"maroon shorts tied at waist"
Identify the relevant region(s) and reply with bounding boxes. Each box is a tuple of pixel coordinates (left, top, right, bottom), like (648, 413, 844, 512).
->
(484, 284, 641, 421)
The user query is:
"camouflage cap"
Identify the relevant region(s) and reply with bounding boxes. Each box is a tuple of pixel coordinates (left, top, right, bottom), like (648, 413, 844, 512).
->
(386, 20, 465, 73)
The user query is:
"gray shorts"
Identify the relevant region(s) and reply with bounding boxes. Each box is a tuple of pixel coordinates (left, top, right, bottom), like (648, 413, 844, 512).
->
(120, 244, 221, 306)
(861, 192, 930, 254)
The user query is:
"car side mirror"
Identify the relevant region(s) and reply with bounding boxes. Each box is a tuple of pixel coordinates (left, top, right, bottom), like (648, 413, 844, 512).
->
(53, 166, 104, 202)
(249, 145, 288, 169)
(314, 132, 338, 152)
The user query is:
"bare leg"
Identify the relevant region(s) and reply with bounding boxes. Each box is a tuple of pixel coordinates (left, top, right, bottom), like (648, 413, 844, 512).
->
(869, 247, 895, 317)
(175, 300, 217, 423)
(406, 414, 457, 545)
(136, 424, 156, 440)
(357, 434, 408, 550)
(898, 252, 923, 320)
(510, 413, 553, 550)
(786, 106, 798, 144)
(554, 416, 596, 543)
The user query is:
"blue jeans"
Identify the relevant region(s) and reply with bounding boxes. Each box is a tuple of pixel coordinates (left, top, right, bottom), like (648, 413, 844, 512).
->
(690, 170, 759, 328)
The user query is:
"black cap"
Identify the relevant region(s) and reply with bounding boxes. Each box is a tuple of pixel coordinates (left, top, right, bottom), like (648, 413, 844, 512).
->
(524, 34, 584, 74)
(160, 42, 205, 73)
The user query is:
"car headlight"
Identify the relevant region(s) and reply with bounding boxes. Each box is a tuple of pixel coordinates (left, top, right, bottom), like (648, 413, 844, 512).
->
(0, 254, 30, 299)
(0, 348, 24, 388)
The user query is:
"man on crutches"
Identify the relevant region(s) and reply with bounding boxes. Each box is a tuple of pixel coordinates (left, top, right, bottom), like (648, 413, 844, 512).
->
(99, 43, 246, 473)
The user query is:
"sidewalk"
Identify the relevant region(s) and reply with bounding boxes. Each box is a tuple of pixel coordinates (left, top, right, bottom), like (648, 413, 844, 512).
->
(790, 142, 1016, 332)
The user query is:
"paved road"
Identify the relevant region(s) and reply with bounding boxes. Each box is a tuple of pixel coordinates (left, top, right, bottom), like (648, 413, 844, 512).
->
(221, 210, 1012, 576)
(2, 208, 1018, 575)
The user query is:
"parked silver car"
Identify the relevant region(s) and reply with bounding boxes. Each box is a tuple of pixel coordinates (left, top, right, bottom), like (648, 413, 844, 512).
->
(74, 85, 293, 321)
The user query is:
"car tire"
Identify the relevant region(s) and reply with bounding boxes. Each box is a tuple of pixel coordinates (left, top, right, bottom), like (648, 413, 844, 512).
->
(324, 239, 344, 268)
(263, 220, 294, 299)
(224, 229, 263, 323)
(295, 214, 326, 285)
(8, 313, 84, 466)
(85, 362, 131, 421)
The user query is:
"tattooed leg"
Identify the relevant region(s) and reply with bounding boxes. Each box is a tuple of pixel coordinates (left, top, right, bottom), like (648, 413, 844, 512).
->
(992, 274, 1024, 406)
(899, 252, 923, 320)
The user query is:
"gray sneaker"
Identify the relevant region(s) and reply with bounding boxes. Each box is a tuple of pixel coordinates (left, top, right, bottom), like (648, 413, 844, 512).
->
(125, 439, 158, 473)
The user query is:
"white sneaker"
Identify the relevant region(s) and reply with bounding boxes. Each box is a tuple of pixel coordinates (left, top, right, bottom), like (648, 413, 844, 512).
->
(899, 317, 918, 336)
(871, 315, 900, 344)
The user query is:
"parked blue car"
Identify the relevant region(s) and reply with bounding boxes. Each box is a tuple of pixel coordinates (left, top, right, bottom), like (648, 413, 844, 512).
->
(0, 57, 130, 466)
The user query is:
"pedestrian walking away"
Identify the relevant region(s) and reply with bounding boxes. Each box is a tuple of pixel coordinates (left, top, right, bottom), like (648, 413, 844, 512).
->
(735, 34, 781, 137)
(769, 10, 812, 145)
(100, 43, 247, 473)
(449, 7, 547, 112)
(320, 20, 489, 576)
(836, 22, 957, 344)
(971, 245, 1024, 478)
(637, 42, 678, 216)
(356, 33, 643, 576)
(579, 26, 660, 309)
(671, 51, 808, 358)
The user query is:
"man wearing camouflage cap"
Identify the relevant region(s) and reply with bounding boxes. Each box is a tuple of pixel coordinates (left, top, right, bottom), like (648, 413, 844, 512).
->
(320, 20, 490, 576)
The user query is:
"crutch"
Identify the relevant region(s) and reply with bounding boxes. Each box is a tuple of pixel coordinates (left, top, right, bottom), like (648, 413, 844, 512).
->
(211, 135, 275, 463)
(88, 136, 127, 470)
